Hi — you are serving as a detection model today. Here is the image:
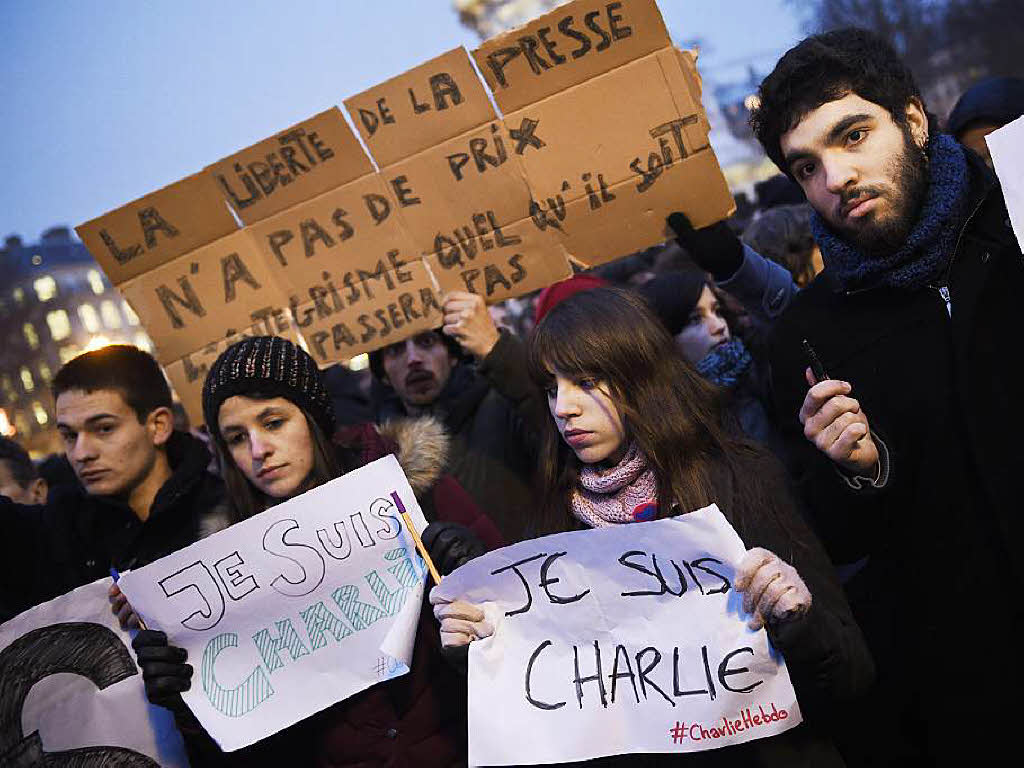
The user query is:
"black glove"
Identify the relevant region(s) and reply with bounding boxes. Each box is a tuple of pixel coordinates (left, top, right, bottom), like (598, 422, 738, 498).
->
(667, 212, 744, 281)
(132, 629, 192, 712)
(422, 522, 487, 576)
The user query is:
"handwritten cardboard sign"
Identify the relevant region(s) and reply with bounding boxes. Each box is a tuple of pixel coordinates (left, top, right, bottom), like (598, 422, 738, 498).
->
(432, 505, 802, 766)
(76, 171, 239, 285)
(77, 0, 732, 419)
(119, 229, 291, 365)
(0, 579, 189, 767)
(118, 456, 429, 752)
(346, 47, 499, 168)
(206, 108, 374, 226)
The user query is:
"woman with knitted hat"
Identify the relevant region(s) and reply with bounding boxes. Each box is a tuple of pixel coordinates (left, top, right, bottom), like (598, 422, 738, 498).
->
(132, 335, 502, 767)
(432, 287, 873, 767)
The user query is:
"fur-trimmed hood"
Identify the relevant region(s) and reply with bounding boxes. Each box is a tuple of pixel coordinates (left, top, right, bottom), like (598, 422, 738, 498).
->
(375, 415, 450, 496)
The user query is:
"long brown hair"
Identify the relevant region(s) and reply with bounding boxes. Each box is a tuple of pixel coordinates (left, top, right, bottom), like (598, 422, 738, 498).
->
(527, 286, 773, 537)
(210, 393, 350, 523)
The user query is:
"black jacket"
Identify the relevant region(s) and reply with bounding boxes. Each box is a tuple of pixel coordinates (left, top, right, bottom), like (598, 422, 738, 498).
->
(1, 431, 227, 617)
(766, 153, 1023, 764)
(373, 330, 542, 542)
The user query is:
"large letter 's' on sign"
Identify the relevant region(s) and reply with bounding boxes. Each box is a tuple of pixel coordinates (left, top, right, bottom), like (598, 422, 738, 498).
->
(0, 579, 189, 767)
(118, 456, 430, 752)
(432, 505, 802, 766)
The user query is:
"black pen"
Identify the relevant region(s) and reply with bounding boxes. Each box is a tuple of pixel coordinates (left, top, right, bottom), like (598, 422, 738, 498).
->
(802, 339, 830, 383)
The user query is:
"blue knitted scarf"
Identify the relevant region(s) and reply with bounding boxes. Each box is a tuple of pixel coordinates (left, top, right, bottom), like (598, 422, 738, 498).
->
(811, 133, 971, 291)
(696, 337, 752, 390)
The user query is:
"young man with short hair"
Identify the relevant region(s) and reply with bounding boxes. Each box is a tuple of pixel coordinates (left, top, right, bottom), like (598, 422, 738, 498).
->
(0, 436, 47, 505)
(748, 29, 1023, 764)
(1, 345, 226, 618)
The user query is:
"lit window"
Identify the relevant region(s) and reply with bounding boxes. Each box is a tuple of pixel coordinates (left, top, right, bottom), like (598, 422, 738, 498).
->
(46, 310, 72, 341)
(100, 300, 123, 329)
(87, 269, 106, 295)
(23, 323, 40, 350)
(12, 287, 24, 305)
(78, 304, 101, 333)
(38, 362, 52, 382)
(133, 332, 153, 352)
(32, 402, 48, 425)
(122, 300, 140, 326)
(20, 367, 34, 393)
(0, 408, 13, 436)
(58, 345, 80, 364)
(0, 375, 14, 401)
(33, 276, 58, 301)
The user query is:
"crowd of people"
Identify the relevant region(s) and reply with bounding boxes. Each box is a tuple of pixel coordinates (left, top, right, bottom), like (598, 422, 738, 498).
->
(2, 27, 1023, 767)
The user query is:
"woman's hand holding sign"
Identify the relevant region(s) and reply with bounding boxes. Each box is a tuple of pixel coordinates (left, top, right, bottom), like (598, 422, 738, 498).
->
(430, 595, 494, 650)
(735, 548, 812, 630)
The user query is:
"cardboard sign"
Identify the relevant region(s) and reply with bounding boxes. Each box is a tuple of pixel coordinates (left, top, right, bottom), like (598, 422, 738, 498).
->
(425, 214, 571, 302)
(247, 172, 423, 302)
(118, 456, 429, 752)
(295, 258, 443, 367)
(76, 171, 239, 285)
(473, 0, 670, 113)
(502, 41, 731, 266)
(0, 579, 189, 768)
(986, 115, 1024, 251)
(432, 505, 802, 766)
(345, 47, 499, 167)
(206, 108, 374, 225)
(79, 0, 734, 400)
(164, 311, 304, 427)
(119, 229, 291, 364)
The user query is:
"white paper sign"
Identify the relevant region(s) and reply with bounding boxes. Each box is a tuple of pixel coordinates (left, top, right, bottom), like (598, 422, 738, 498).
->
(433, 504, 802, 766)
(119, 455, 429, 752)
(0, 578, 189, 767)
(986, 115, 1024, 251)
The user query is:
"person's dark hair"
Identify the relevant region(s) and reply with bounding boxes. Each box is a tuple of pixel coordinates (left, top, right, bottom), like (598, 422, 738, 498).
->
(368, 330, 465, 383)
(52, 345, 172, 423)
(210, 393, 353, 522)
(751, 28, 939, 176)
(742, 204, 818, 286)
(526, 286, 781, 537)
(0, 436, 37, 490)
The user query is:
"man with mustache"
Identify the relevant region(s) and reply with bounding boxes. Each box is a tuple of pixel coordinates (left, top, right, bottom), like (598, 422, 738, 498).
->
(368, 292, 539, 542)
(746, 29, 1023, 765)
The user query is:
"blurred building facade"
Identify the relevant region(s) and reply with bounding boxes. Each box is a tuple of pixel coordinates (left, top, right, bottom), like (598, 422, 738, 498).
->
(0, 227, 153, 456)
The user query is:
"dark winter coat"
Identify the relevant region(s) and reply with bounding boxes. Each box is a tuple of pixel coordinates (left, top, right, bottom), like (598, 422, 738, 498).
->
(558, 449, 873, 768)
(766, 152, 1024, 765)
(373, 330, 542, 543)
(178, 417, 503, 768)
(0, 430, 226, 618)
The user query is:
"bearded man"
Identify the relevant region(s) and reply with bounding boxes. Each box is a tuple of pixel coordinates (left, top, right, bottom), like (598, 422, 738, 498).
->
(747, 29, 1023, 766)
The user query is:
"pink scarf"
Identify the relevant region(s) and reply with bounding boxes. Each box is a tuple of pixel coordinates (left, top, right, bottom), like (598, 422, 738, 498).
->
(570, 443, 659, 527)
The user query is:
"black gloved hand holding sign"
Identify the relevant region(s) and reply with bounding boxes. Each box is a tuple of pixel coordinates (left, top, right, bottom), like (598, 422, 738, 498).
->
(132, 629, 192, 713)
(422, 522, 487, 577)
(667, 212, 744, 281)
